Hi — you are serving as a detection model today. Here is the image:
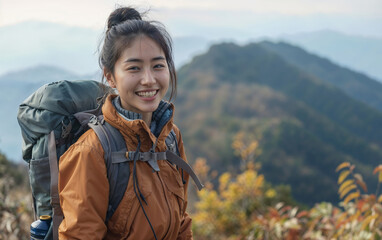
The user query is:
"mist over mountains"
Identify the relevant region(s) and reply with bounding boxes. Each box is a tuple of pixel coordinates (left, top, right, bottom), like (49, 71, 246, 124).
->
(0, 21, 212, 76)
(279, 30, 382, 82)
(259, 41, 382, 112)
(0, 21, 100, 76)
(1, 21, 381, 82)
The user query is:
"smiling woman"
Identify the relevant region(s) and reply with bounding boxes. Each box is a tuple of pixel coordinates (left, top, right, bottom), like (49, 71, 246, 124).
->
(57, 6, 199, 240)
(105, 35, 170, 126)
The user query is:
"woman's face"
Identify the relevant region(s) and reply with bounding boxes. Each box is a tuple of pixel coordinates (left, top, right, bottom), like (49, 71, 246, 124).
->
(106, 35, 170, 116)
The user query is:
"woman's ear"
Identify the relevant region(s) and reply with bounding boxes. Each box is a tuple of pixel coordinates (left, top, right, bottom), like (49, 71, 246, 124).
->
(104, 68, 116, 88)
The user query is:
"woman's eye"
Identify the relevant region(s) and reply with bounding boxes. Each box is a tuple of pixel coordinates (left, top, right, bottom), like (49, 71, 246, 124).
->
(127, 66, 140, 71)
(154, 64, 165, 69)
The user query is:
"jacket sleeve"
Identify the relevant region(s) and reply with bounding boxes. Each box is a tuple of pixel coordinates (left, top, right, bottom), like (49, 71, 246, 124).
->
(173, 126, 194, 240)
(58, 131, 109, 239)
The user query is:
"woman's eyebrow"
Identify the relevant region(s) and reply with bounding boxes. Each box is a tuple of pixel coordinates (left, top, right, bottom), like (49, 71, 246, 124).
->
(152, 56, 166, 61)
(124, 56, 165, 63)
(124, 58, 141, 63)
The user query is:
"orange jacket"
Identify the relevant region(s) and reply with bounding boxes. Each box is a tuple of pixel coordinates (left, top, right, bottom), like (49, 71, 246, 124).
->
(58, 95, 192, 239)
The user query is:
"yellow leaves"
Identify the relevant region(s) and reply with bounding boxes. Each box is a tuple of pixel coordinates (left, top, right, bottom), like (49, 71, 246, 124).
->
(338, 179, 355, 194)
(336, 162, 371, 208)
(243, 141, 258, 159)
(337, 163, 359, 203)
(232, 132, 245, 151)
(339, 184, 357, 199)
(196, 189, 220, 211)
(220, 169, 264, 201)
(221, 181, 241, 200)
(349, 210, 361, 222)
(194, 161, 269, 238)
(335, 212, 348, 228)
(265, 189, 277, 198)
(343, 191, 360, 204)
(338, 170, 350, 184)
(237, 169, 257, 185)
(196, 149, 382, 239)
(193, 157, 210, 181)
(232, 131, 261, 169)
(336, 162, 350, 172)
(193, 139, 382, 239)
(336, 162, 367, 206)
(333, 227, 345, 239)
(219, 172, 231, 192)
(236, 169, 264, 193)
(193, 211, 211, 226)
(331, 162, 382, 237)
(360, 214, 378, 231)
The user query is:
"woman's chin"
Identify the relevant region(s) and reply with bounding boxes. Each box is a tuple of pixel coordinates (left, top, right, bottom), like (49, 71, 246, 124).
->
(138, 103, 161, 114)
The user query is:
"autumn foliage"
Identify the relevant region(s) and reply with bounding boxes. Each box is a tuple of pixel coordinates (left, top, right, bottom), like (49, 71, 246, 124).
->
(192, 132, 382, 239)
(0, 153, 32, 240)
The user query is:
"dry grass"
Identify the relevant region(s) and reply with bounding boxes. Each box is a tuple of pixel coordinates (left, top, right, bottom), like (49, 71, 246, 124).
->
(0, 165, 33, 240)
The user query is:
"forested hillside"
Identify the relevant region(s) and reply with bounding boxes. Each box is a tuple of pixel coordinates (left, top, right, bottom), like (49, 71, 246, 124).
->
(175, 42, 382, 205)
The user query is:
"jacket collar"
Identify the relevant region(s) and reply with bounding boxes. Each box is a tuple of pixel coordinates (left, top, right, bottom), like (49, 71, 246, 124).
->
(102, 95, 175, 150)
(111, 96, 173, 138)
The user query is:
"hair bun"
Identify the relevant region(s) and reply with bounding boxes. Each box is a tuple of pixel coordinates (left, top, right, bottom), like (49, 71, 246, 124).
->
(107, 7, 142, 29)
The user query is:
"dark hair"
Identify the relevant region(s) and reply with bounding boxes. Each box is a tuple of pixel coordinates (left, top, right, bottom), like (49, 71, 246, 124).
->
(99, 7, 177, 100)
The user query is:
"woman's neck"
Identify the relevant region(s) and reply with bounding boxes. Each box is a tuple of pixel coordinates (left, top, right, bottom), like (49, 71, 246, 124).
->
(142, 113, 152, 127)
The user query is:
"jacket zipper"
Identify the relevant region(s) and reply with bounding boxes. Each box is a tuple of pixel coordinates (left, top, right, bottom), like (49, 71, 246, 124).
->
(157, 172, 172, 239)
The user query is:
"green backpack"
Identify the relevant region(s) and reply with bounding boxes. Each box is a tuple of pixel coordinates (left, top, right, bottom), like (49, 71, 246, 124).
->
(17, 80, 203, 240)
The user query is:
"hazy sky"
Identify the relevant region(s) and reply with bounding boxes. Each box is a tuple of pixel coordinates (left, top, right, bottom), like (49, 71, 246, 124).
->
(1, 0, 382, 39)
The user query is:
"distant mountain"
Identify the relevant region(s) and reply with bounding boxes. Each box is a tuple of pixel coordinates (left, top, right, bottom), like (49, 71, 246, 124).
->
(259, 41, 382, 112)
(279, 30, 382, 82)
(173, 36, 212, 68)
(0, 21, 100, 76)
(0, 21, 211, 75)
(175, 42, 382, 205)
(2, 21, 382, 84)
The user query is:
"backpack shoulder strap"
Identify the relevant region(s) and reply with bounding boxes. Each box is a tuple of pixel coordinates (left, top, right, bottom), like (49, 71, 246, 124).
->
(48, 131, 63, 240)
(165, 129, 180, 155)
(165, 150, 204, 190)
(89, 119, 204, 222)
(88, 115, 130, 223)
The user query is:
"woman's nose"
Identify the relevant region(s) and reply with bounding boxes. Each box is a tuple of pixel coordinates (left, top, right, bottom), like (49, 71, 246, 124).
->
(141, 69, 156, 85)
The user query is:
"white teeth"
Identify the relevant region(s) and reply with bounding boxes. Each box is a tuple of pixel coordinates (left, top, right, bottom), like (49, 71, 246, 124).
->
(137, 90, 157, 97)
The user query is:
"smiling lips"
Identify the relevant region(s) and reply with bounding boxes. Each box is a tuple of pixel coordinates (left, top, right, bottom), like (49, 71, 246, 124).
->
(136, 90, 158, 98)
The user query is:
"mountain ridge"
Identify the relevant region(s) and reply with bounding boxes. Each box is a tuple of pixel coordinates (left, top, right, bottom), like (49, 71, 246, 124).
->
(259, 41, 382, 112)
(175, 41, 382, 205)
(279, 30, 382, 81)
